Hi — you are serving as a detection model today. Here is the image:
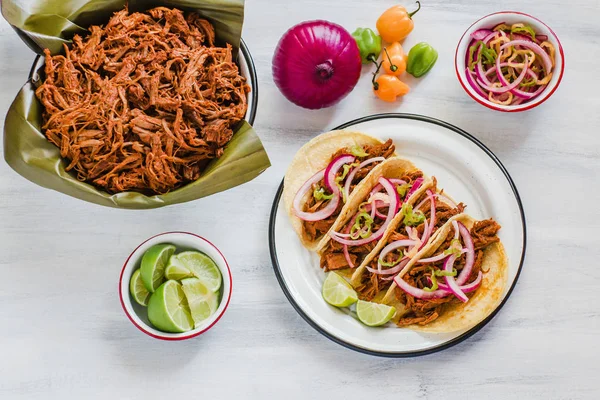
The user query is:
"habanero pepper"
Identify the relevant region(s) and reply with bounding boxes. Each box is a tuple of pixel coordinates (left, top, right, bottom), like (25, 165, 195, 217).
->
(381, 42, 407, 76)
(376, 1, 421, 43)
(406, 42, 438, 77)
(373, 75, 410, 102)
(352, 28, 382, 65)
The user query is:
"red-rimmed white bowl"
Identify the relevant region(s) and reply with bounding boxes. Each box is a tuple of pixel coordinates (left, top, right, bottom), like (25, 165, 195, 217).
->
(455, 11, 564, 112)
(119, 232, 232, 340)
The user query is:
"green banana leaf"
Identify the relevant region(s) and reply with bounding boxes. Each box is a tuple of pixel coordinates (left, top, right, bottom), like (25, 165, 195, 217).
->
(1, 0, 270, 209)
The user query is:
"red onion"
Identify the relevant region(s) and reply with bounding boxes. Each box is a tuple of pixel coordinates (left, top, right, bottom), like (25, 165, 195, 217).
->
(465, 68, 487, 97)
(430, 271, 483, 293)
(464, 29, 555, 106)
(272, 20, 361, 109)
(483, 31, 499, 44)
(375, 240, 417, 273)
(501, 40, 552, 73)
(443, 255, 468, 302)
(470, 29, 493, 41)
(493, 64, 546, 100)
(329, 177, 399, 246)
(324, 154, 355, 192)
(292, 154, 356, 221)
(404, 177, 424, 201)
(394, 275, 450, 299)
(415, 193, 456, 211)
(417, 190, 436, 249)
(369, 257, 410, 277)
(417, 220, 459, 264)
(511, 33, 534, 42)
(374, 202, 388, 219)
(456, 222, 475, 286)
(368, 179, 407, 199)
(476, 55, 528, 94)
(292, 170, 340, 221)
(362, 200, 389, 219)
(342, 213, 359, 269)
(389, 178, 407, 186)
(485, 64, 546, 100)
(417, 252, 447, 264)
(369, 184, 383, 197)
(343, 157, 385, 199)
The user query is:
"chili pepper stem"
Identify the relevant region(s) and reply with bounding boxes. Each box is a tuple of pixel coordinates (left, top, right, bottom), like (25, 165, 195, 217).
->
(371, 61, 383, 90)
(367, 54, 379, 68)
(384, 48, 398, 72)
(408, 1, 421, 18)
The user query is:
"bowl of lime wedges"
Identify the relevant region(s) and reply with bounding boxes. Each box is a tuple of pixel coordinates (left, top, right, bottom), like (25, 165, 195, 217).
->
(119, 232, 232, 340)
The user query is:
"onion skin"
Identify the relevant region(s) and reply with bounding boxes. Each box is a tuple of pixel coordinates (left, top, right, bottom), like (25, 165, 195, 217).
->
(272, 20, 361, 110)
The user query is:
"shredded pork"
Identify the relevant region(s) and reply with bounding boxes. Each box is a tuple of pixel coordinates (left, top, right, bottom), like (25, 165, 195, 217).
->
(395, 220, 499, 327)
(35, 7, 250, 194)
(303, 140, 395, 242)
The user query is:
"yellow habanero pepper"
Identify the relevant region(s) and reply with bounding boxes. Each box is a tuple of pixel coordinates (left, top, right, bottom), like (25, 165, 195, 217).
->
(376, 1, 421, 43)
(381, 42, 407, 76)
(373, 75, 410, 102)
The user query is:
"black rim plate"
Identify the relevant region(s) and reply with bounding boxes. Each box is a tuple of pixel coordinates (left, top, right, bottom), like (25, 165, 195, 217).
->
(268, 113, 527, 357)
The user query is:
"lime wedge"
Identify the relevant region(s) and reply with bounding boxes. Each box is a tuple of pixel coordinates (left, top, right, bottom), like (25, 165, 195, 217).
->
(140, 244, 176, 293)
(147, 280, 194, 333)
(177, 251, 222, 292)
(356, 300, 396, 327)
(181, 278, 219, 328)
(129, 269, 150, 306)
(322, 272, 358, 307)
(165, 255, 193, 280)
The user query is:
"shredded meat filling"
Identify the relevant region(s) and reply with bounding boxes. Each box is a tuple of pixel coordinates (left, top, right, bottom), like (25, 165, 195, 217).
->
(319, 216, 383, 271)
(395, 220, 500, 327)
(471, 219, 501, 250)
(303, 139, 395, 242)
(35, 7, 249, 194)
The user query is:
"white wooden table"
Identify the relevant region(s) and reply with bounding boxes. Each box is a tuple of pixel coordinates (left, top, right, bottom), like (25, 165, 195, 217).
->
(1, 1, 599, 399)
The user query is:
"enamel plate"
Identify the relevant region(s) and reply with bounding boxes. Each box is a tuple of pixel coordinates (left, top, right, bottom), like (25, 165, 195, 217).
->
(269, 113, 526, 357)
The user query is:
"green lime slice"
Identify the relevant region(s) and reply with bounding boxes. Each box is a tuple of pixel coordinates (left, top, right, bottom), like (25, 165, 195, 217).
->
(165, 255, 193, 280)
(140, 244, 176, 293)
(147, 280, 194, 333)
(356, 300, 396, 327)
(176, 251, 222, 292)
(322, 272, 358, 307)
(129, 269, 150, 306)
(181, 278, 219, 328)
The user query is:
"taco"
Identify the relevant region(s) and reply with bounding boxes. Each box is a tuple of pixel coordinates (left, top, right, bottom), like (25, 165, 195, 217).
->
(317, 158, 428, 280)
(283, 131, 397, 251)
(352, 178, 467, 300)
(380, 214, 507, 332)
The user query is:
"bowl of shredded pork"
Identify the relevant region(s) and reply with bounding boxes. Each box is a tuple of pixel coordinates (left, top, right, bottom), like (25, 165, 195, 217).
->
(33, 7, 252, 195)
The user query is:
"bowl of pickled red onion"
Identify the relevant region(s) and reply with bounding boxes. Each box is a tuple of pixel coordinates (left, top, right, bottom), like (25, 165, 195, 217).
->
(455, 11, 564, 112)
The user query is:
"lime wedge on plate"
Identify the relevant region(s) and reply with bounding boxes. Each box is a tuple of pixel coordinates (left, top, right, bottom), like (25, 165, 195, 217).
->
(181, 278, 219, 328)
(322, 272, 358, 307)
(177, 251, 222, 292)
(356, 300, 396, 327)
(147, 280, 194, 333)
(140, 244, 176, 293)
(129, 269, 150, 306)
(165, 255, 193, 280)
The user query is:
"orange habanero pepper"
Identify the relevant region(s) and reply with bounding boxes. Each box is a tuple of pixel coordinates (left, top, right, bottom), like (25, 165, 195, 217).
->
(382, 42, 407, 76)
(376, 1, 421, 43)
(373, 75, 410, 102)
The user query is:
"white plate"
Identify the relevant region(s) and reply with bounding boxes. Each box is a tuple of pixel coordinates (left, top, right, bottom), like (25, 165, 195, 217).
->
(269, 114, 526, 357)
